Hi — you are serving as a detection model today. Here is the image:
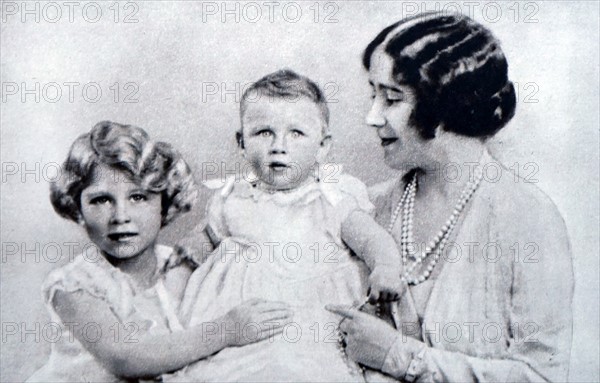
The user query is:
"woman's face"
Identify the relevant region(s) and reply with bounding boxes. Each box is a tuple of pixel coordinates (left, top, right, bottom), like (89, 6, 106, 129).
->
(366, 49, 433, 171)
(79, 163, 162, 260)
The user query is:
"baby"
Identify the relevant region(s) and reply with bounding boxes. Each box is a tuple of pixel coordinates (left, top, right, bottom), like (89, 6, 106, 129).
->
(170, 70, 404, 382)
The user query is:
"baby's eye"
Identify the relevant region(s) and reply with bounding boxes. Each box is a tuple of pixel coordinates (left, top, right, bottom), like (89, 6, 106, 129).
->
(130, 193, 147, 203)
(256, 130, 273, 138)
(290, 130, 304, 138)
(90, 196, 111, 205)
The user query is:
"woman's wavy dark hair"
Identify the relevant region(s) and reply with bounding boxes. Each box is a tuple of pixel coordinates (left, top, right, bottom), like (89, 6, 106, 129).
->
(50, 121, 197, 226)
(363, 12, 516, 140)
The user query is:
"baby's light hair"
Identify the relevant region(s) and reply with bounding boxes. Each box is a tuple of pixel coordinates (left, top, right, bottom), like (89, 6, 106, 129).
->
(238, 69, 330, 147)
(50, 121, 197, 226)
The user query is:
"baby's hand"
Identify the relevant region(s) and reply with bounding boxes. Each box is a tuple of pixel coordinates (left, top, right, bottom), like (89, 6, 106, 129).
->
(220, 299, 293, 347)
(368, 265, 405, 303)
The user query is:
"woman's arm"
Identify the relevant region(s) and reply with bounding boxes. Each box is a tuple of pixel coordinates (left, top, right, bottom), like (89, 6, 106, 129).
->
(53, 291, 292, 379)
(341, 210, 405, 302)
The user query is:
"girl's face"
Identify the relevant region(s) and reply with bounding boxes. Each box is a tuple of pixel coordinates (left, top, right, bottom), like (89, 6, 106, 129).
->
(79, 164, 162, 260)
(366, 49, 434, 170)
(241, 97, 329, 190)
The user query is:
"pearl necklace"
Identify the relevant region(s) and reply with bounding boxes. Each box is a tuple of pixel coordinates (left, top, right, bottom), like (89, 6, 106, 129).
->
(388, 168, 483, 285)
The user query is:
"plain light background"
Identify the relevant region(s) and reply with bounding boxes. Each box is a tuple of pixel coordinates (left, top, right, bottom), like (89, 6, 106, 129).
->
(1, 1, 598, 381)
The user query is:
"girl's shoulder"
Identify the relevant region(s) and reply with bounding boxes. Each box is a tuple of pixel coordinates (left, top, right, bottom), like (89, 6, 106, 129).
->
(42, 245, 174, 319)
(41, 249, 127, 319)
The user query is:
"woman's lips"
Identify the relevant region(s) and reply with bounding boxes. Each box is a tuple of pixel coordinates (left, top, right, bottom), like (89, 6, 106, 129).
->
(381, 137, 398, 147)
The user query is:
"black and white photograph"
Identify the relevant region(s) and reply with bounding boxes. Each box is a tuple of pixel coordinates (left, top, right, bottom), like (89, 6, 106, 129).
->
(1, 1, 598, 381)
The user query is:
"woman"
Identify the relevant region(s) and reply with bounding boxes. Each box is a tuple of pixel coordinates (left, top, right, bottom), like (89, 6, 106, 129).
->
(328, 12, 573, 382)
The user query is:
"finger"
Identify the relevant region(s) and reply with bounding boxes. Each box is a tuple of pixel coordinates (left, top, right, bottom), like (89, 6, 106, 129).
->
(242, 324, 285, 344)
(266, 316, 295, 329)
(244, 298, 265, 305)
(256, 318, 294, 334)
(254, 301, 292, 312)
(255, 310, 294, 323)
(325, 304, 356, 319)
(255, 325, 285, 340)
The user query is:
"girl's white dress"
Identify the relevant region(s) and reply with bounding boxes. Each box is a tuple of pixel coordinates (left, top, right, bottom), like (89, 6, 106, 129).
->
(170, 174, 371, 382)
(27, 245, 183, 382)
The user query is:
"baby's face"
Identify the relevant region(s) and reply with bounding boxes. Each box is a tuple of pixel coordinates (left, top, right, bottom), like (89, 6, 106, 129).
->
(241, 97, 329, 190)
(79, 163, 162, 260)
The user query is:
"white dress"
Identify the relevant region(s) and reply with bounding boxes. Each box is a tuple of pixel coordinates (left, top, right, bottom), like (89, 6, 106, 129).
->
(169, 174, 372, 382)
(27, 245, 183, 382)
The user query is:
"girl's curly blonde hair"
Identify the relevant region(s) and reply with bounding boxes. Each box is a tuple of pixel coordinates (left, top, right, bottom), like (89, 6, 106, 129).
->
(50, 121, 197, 226)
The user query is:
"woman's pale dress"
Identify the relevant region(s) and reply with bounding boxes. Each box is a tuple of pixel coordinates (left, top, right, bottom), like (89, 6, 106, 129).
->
(369, 153, 573, 382)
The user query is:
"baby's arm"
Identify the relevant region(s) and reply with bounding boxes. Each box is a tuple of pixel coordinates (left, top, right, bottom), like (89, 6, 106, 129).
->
(52, 291, 292, 379)
(341, 210, 405, 302)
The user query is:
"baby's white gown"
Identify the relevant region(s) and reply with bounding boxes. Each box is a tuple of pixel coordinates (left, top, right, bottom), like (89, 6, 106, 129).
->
(168, 174, 371, 382)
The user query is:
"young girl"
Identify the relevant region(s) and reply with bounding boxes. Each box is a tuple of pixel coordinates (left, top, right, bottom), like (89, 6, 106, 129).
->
(168, 70, 404, 382)
(28, 121, 293, 382)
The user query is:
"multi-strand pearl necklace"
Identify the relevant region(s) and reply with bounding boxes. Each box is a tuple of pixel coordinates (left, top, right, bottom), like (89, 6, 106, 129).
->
(388, 167, 484, 285)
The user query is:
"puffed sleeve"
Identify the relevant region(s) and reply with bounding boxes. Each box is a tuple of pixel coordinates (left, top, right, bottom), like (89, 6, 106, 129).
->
(203, 189, 228, 245)
(42, 253, 134, 322)
(321, 172, 375, 223)
(380, 188, 574, 382)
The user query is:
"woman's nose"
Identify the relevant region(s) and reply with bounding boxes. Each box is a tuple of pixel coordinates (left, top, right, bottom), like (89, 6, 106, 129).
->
(270, 135, 287, 154)
(366, 100, 386, 128)
(110, 202, 131, 224)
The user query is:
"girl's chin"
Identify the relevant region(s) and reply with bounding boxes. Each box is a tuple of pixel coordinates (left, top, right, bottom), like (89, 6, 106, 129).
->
(104, 243, 144, 259)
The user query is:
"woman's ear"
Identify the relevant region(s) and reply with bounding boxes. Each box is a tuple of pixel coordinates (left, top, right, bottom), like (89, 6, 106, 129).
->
(316, 134, 332, 164)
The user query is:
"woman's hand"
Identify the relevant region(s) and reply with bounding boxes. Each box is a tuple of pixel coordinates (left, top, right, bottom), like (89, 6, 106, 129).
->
(220, 299, 294, 347)
(368, 265, 405, 303)
(326, 304, 399, 370)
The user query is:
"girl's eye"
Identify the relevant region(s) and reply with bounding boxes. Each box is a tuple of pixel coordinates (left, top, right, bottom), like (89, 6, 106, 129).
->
(130, 194, 147, 203)
(290, 130, 304, 138)
(90, 196, 111, 205)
